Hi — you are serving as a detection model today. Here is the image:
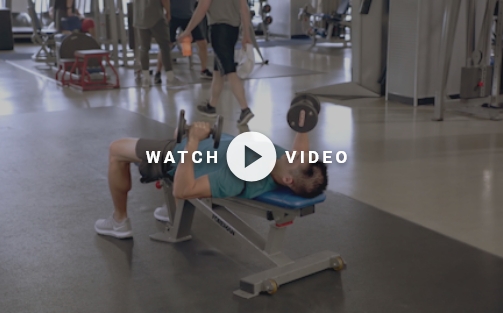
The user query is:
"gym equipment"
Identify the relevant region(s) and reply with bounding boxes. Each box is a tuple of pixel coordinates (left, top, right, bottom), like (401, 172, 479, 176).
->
(300, 0, 387, 100)
(27, 0, 56, 64)
(67, 49, 120, 91)
(176, 110, 223, 149)
(0, 8, 14, 51)
(257, 0, 272, 40)
(433, 0, 503, 120)
(150, 133, 344, 299)
(298, 0, 351, 48)
(55, 32, 100, 64)
(287, 94, 321, 133)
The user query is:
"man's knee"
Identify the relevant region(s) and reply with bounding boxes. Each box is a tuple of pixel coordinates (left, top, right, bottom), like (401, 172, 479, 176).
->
(109, 138, 140, 163)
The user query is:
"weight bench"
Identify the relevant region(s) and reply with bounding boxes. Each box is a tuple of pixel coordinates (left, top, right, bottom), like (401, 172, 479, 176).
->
(150, 174, 345, 299)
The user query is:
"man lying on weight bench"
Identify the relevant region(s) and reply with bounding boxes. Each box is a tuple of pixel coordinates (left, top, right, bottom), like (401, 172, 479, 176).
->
(95, 123, 327, 239)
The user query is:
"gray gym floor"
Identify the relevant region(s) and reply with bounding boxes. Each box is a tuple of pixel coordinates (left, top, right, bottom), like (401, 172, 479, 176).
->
(1, 107, 502, 313)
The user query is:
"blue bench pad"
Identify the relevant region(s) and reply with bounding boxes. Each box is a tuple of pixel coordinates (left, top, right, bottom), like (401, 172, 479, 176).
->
(254, 187, 326, 210)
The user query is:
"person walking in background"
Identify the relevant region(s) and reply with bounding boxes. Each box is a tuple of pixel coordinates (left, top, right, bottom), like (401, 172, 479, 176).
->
(177, 0, 255, 126)
(154, 0, 213, 84)
(133, 0, 176, 87)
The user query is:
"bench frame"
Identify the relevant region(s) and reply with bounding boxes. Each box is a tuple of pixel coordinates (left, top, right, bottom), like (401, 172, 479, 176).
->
(150, 178, 345, 299)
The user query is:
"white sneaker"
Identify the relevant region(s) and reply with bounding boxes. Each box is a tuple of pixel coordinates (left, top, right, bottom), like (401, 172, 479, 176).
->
(154, 205, 170, 222)
(95, 214, 133, 239)
(142, 70, 151, 88)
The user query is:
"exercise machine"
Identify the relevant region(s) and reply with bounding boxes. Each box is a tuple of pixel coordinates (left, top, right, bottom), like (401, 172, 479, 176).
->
(298, 0, 352, 48)
(434, 0, 503, 121)
(250, 0, 273, 41)
(300, 0, 388, 100)
(150, 138, 345, 299)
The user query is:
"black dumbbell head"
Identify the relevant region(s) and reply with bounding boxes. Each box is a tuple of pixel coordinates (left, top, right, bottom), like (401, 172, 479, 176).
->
(291, 94, 320, 113)
(213, 115, 223, 149)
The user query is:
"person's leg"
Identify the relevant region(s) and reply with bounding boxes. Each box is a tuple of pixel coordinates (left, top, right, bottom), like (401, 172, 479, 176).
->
(227, 72, 248, 110)
(209, 70, 224, 107)
(156, 51, 163, 75)
(137, 27, 153, 86)
(211, 24, 254, 124)
(196, 40, 209, 70)
(151, 19, 175, 82)
(197, 25, 223, 116)
(189, 22, 212, 78)
(108, 138, 141, 221)
(155, 18, 178, 83)
(95, 138, 140, 239)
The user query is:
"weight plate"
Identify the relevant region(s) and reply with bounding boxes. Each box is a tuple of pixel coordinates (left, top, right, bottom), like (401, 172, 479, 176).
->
(287, 104, 318, 133)
(58, 32, 101, 66)
(263, 4, 271, 13)
(291, 93, 321, 113)
(177, 110, 186, 143)
(213, 115, 223, 149)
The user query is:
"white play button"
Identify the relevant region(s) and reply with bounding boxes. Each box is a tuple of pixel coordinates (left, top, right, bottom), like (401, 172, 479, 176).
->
(226, 132, 277, 182)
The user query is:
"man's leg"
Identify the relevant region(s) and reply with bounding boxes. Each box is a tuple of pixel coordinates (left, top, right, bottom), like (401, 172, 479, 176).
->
(198, 24, 253, 125)
(196, 41, 208, 70)
(95, 138, 140, 239)
(155, 19, 178, 84)
(156, 52, 163, 77)
(151, 19, 176, 82)
(137, 27, 153, 86)
(108, 138, 141, 220)
(209, 70, 224, 108)
(227, 72, 248, 110)
(189, 22, 212, 79)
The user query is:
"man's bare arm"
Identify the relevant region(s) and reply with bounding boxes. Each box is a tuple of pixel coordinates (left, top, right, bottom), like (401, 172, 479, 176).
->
(172, 123, 213, 199)
(172, 139, 212, 199)
(292, 133, 309, 153)
(239, 0, 252, 38)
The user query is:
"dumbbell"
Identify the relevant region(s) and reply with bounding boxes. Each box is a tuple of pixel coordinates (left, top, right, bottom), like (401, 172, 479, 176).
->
(287, 93, 321, 133)
(176, 110, 223, 149)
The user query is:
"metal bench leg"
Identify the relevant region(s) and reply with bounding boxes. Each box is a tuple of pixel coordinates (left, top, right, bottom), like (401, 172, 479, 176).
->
(150, 183, 195, 243)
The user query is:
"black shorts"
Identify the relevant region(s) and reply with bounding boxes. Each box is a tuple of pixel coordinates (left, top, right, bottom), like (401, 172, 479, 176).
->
(209, 24, 240, 74)
(135, 138, 177, 183)
(169, 17, 205, 43)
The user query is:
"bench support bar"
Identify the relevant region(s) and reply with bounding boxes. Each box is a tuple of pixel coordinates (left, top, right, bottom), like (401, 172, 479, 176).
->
(234, 250, 341, 299)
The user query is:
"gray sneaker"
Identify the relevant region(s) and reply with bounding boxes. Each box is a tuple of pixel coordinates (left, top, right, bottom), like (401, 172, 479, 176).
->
(197, 102, 217, 117)
(237, 108, 254, 126)
(95, 214, 133, 239)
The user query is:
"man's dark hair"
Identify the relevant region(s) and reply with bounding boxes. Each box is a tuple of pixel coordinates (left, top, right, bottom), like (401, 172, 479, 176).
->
(291, 161, 328, 198)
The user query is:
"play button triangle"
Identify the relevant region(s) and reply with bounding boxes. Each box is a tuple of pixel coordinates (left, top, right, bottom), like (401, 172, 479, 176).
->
(245, 145, 262, 168)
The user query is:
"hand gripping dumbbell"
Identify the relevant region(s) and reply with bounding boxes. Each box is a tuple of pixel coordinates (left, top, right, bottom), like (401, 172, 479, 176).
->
(176, 110, 223, 149)
(287, 93, 321, 133)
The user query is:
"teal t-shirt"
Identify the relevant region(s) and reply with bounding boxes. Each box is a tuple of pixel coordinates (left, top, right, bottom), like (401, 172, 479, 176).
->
(166, 134, 287, 199)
